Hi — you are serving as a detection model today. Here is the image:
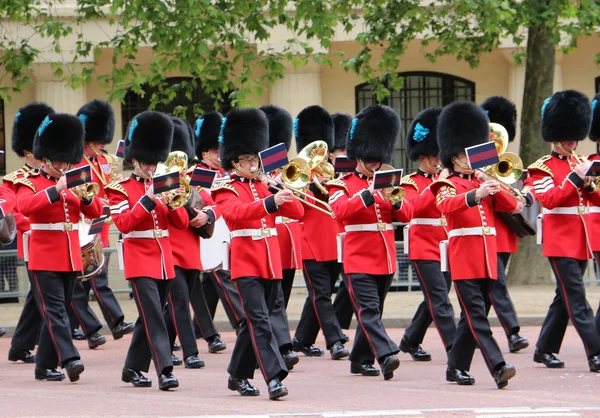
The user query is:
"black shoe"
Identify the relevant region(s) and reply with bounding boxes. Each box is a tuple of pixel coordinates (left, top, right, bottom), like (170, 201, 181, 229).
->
(493, 364, 516, 389)
(64, 359, 85, 382)
(400, 337, 431, 362)
(380, 355, 400, 380)
(35, 366, 65, 381)
(330, 341, 349, 360)
(350, 362, 380, 376)
(292, 338, 324, 357)
(8, 346, 35, 363)
(172, 342, 181, 351)
(72, 329, 86, 341)
(0, 327, 6, 337)
(588, 355, 600, 372)
(207, 335, 226, 353)
(343, 334, 350, 343)
(508, 334, 529, 353)
(112, 321, 134, 340)
(172, 354, 183, 366)
(533, 349, 564, 368)
(158, 372, 179, 391)
(267, 377, 288, 400)
(282, 350, 299, 370)
(228, 376, 260, 396)
(87, 333, 106, 349)
(446, 366, 475, 385)
(122, 367, 152, 387)
(184, 355, 205, 369)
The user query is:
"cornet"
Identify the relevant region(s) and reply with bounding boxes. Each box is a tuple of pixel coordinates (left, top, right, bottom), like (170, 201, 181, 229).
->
(377, 164, 405, 204)
(154, 151, 192, 208)
(71, 182, 100, 200)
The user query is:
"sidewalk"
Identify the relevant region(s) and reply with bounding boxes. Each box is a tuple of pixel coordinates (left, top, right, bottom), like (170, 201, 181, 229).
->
(3, 284, 600, 333)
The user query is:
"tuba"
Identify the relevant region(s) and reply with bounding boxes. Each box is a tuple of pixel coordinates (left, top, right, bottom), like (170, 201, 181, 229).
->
(296, 141, 334, 195)
(154, 151, 192, 209)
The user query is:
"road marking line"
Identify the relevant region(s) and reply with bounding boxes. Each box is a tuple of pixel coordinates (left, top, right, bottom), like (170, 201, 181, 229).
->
(322, 411, 422, 417)
(475, 413, 580, 418)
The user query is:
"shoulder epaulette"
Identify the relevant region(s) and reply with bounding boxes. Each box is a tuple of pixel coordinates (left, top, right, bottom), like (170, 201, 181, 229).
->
(401, 174, 418, 189)
(105, 182, 128, 197)
(23, 168, 39, 178)
(432, 179, 455, 189)
(3, 173, 18, 184)
(527, 155, 553, 177)
(325, 178, 348, 193)
(210, 179, 238, 196)
(14, 177, 36, 192)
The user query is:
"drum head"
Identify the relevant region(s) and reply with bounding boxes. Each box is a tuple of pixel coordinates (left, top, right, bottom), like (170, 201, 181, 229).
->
(200, 217, 230, 271)
(78, 220, 94, 246)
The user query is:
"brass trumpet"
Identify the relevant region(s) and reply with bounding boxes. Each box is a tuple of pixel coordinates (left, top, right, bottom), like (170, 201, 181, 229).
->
(71, 182, 100, 200)
(155, 151, 192, 208)
(378, 164, 405, 204)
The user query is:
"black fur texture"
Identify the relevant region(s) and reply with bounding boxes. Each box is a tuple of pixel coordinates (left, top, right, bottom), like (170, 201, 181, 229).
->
(346, 104, 400, 164)
(541, 90, 591, 142)
(124, 111, 174, 165)
(33, 113, 84, 164)
(406, 107, 442, 161)
(294, 105, 334, 153)
(12, 102, 55, 157)
(261, 105, 293, 151)
(76, 99, 115, 144)
(219, 107, 269, 170)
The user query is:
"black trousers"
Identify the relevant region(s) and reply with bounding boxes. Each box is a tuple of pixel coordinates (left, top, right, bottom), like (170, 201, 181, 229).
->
(69, 281, 102, 336)
(228, 277, 287, 383)
(295, 260, 345, 349)
(593, 253, 600, 335)
(125, 278, 173, 376)
(281, 268, 296, 308)
(165, 267, 199, 359)
(488, 252, 520, 337)
(448, 279, 505, 375)
(404, 260, 456, 351)
(81, 256, 125, 330)
(347, 273, 399, 365)
(30, 270, 80, 369)
(333, 271, 354, 330)
(270, 275, 293, 352)
(189, 272, 218, 341)
(537, 257, 600, 358)
(12, 264, 42, 351)
(200, 269, 244, 329)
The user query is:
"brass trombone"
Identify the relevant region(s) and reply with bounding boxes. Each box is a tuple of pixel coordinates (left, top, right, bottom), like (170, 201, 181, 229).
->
(295, 140, 335, 195)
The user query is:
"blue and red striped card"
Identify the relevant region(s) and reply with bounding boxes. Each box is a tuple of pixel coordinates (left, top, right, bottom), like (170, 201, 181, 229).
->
(115, 140, 125, 159)
(466, 142, 499, 170)
(259, 143, 289, 173)
(189, 167, 217, 188)
(87, 216, 108, 235)
(586, 161, 600, 177)
(334, 156, 357, 173)
(153, 171, 180, 194)
(66, 165, 92, 189)
(373, 168, 403, 190)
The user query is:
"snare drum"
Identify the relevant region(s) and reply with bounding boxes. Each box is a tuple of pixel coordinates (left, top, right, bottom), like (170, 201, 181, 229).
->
(78, 219, 105, 281)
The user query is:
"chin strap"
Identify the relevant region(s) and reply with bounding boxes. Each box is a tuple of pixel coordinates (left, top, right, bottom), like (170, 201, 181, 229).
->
(45, 159, 69, 178)
(451, 156, 472, 171)
(423, 157, 441, 174)
(233, 162, 258, 180)
(133, 160, 153, 180)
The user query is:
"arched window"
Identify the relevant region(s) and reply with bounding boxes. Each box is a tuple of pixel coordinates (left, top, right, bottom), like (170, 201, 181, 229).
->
(0, 98, 5, 175)
(596, 76, 600, 93)
(355, 72, 475, 171)
(121, 77, 232, 138)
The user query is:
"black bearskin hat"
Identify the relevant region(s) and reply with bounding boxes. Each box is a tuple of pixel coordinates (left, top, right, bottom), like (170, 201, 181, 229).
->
(438, 101, 490, 168)
(219, 107, 269, 171)
(260, 105, 293, 151)
(332, 113, 352, 152)
(12, 102, 55, 157)
(590, 93, 600, 142)
(33, 113, 84, 164)
(294, 105, 334, 153)
(124, 111, 173, 165)
(346, 105, 400, 164)
(170, 116, 195, 161)
(195, 111, 223, 156)
(406, 107, 442, 161)
(541, 90, 591, 142)
(481, 96, 517, 142)
(76, 99, 115, 144)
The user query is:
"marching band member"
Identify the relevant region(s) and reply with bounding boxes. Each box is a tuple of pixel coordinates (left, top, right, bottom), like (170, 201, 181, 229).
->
(15, 113, 104, 382)
(587, 94, 600, 333)
(481, 96, 528, 353)
(399, 107, 456, 361)
(525, 90, 600, 372)
(431, 101, 518, 389)
(327, 104, 410, 380)
(6, 102, 54, 363)
(211, 107, 304, 400)
(330, 112, 354, 334)
(194, 111, 244, 345)
(69, 100, 134, 349)
(292, 105, 349, 360)
(163, 116, 207, 369)
(106, 111, 188, 390)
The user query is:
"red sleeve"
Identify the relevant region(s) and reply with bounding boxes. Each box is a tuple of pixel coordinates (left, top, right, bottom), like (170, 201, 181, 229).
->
(199, 188, 221, 221)
(491, 186, 519, 212)
(278, 197, 304, 220)
(431, 181, 473, 214)
(328, 184, 371, 220)
(168, 206, 189, 230)
(403, 183, 432, 217)
(392, 198, 413, 222)
(526, 168, 580, 210)
(0, 187, 16, 217)
(213, 189, 280, 221)
(107, 190, 153, 234)
(80, 196, 104, 219)
(16, 183, 55, 217)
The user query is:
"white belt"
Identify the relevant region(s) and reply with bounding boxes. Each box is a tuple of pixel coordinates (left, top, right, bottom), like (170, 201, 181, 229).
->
(30, 222, 79, 232)
(230, 228, 278, 239)
(589, 207, 600, 214)
(275, 217, 297, 224)
(542, 206, 589, 215)
(345, 223, 393, 232)
(409, 218, 446, 227)
(448, 226, 496, 238)
(123, 229, 169, 239)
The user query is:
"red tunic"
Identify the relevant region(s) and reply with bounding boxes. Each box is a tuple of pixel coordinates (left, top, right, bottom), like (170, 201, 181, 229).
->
(525, 153, 600, 260)
(211, 176, 304, 280)
(3, 164, 35, 259)
(0, 186, 16, 218)
(275, 220, 302, 270)
(300, 188, 342, 262)
(402, 171, 448, 261)
(15, 171, 104, 272)
(106, 173, 188, 280)
(588, 153, 600, 252)
(431, 173, 518, 281)
(494, 212, 519, 253)
(328, 172, 413, 275)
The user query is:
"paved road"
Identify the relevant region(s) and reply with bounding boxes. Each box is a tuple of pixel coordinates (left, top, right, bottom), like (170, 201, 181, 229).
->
(2, 326, 600, 418)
